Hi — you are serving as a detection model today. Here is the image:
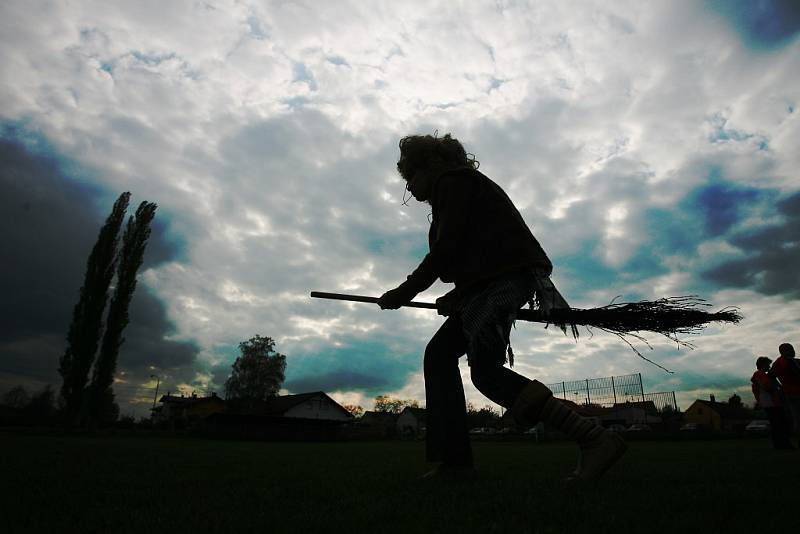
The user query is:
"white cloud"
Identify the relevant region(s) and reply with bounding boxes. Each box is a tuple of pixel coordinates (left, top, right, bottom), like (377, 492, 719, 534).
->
(1, 0, 798, 416)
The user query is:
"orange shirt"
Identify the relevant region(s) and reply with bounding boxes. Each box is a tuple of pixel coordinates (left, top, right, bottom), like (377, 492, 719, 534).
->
(771, 356, 800, 396)
(751, 370, 782, 407)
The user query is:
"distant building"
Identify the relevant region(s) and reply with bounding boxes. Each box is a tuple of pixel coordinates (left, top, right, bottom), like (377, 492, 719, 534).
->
(359, 411, 400, 437)
(396, 406, 426, 436)
(197, 391, 353, 441)
(259, 391, 353, 421)
(683, 394, 751, 432)
(603, 400, 661, 426)
(153, 392, 226, 425)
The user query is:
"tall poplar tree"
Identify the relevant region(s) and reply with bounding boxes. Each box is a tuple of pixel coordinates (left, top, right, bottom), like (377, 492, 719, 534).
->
(90, 201, 158, 423)
(59, 192, 130, 422)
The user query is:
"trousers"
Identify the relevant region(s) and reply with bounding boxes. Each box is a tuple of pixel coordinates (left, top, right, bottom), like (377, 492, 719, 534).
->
(424, 313, 530, 465)
(764, 407, 793, 449)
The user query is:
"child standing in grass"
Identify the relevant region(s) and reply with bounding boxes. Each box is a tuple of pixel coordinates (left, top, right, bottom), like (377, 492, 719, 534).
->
(751, 356, 793, 449)
(770, 343, 800, 442)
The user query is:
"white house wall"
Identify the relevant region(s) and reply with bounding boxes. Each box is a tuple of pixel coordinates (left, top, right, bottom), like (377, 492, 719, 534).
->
(284, 396, 350, 421)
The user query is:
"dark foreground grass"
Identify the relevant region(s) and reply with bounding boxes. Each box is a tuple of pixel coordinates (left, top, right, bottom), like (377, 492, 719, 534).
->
(1, 432, 798, 533)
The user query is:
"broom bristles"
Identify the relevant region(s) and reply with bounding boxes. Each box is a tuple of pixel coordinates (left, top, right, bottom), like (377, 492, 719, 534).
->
(545, 295, 741, 335)
(523, 296, 743, 373)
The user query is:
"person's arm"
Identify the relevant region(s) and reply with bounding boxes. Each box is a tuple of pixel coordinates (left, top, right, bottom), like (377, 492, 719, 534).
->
(377, 174, 472, 310)
(377, 254, 438, 309)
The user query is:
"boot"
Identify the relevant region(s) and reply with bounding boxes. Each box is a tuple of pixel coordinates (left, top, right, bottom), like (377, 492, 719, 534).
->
(566, 430, 627, 481)
(511, 380, 627, 481)
(420, 463, 477, 481)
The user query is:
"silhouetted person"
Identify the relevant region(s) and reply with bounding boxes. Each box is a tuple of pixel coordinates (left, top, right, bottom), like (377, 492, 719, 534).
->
(751, 356, 793, 449)
(377, 133, 626, 480)
(770, 343, 800, 440)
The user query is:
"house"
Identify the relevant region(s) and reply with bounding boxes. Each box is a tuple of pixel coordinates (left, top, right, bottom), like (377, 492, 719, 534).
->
(260, 391, 353, 421)
(195, 392, 352, 441)
(152, 392, 226, 425)
(683, 394, 751, 432)
(603, 400, 661, 426)
(396, 406, 426, 436)
(359, 411, 399, 437)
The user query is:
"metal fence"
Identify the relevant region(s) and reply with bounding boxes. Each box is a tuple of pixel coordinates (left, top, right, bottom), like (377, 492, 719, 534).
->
(547, 373, 677, 412)
(643, 391, 679, 413)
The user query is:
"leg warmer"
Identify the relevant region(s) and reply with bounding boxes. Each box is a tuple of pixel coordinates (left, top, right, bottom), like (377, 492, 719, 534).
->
(512, 380, 603, 443)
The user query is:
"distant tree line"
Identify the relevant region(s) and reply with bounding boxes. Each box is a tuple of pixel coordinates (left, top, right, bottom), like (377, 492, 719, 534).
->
(364, 396, 502, 428)
(372, 395, 419, 414)
(465, 402, 501, 429)
(0, 385, 57, 425)
(58, 192, 157, 427)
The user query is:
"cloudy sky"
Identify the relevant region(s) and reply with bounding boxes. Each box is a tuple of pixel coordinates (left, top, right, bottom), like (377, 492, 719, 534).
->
(1, 0, 798, 417)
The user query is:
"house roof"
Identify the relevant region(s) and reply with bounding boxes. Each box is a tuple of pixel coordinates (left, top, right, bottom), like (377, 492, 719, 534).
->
(159, 393, 224, 406)
(612, 400, 658, 413)
(399, 406, 426, 420)
(692, 399, 751, 420)
(575, 404, 611, 416)
(262, 391, 353, 418)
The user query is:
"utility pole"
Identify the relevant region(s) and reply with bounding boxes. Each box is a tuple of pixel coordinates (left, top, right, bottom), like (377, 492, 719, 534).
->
(150, 374, 160, 411)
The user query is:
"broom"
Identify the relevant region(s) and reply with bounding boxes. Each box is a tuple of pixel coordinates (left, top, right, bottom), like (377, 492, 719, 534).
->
(309, 291, 742, 372)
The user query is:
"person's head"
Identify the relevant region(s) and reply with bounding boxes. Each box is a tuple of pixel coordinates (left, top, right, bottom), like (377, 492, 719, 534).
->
(779, 343, 795, 358)
(396, 133, 478, 202)
(756, 356, 772, 371)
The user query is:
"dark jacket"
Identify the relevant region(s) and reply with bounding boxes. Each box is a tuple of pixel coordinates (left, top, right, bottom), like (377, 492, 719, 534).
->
(397, 168, 552, 299)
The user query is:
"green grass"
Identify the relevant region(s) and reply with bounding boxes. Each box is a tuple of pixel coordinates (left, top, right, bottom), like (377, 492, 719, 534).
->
(1, 432, 797, 533)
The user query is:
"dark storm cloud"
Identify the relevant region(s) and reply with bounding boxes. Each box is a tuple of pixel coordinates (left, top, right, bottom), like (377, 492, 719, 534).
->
(651, 371, 747, 395)
(550, 174, 780, 300)
(284, 370, 389, 393)
(708, 0, 800, 50)
(690, 181, 761, 237)
(703, 191, 800, 298)
(0, 127, 198, 392)
(117, 285, 198, 372)
(284, 338, 419, 395)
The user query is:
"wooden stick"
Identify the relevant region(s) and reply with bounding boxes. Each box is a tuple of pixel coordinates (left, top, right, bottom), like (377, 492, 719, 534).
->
(309, 291, 545, 320)
(310, 291, 436, 310)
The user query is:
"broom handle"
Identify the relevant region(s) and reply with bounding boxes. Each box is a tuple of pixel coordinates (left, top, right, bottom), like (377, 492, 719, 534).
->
(310, 291, 437, 309)
(309, 291, 547, 321)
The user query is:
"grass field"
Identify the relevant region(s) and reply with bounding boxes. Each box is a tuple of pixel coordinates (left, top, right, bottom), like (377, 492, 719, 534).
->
(2, 431, 798, 533)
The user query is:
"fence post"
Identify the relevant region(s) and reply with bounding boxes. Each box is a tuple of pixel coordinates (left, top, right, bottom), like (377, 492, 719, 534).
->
(611, 376, 617, 404)
(639, 373, 647, 424)
(562, 382, 566, 398)
(672, 391, 678, 411)
(586, 379, 590, 405)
